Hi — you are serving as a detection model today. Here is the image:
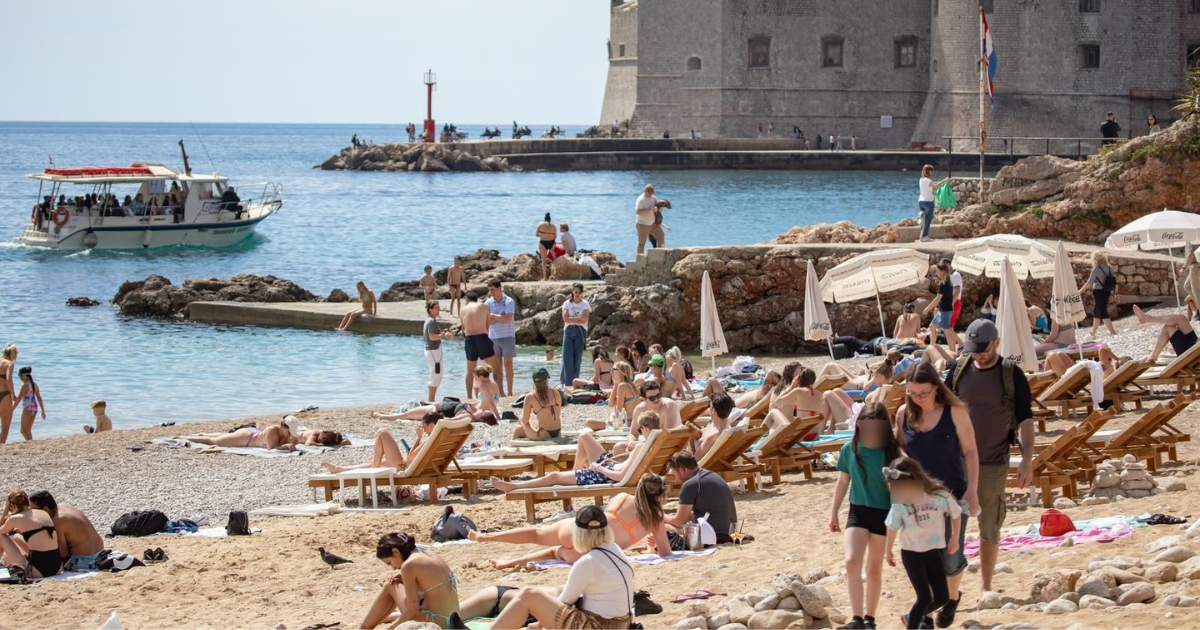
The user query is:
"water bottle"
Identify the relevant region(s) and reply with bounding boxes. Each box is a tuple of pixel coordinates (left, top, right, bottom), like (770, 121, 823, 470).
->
(619, 408, 629, 430)
(959, 498, 981, 518)
(485, 438, 493, 452)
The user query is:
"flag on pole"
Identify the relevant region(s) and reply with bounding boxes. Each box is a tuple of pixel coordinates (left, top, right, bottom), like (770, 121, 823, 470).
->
(981, 7, 997, 100)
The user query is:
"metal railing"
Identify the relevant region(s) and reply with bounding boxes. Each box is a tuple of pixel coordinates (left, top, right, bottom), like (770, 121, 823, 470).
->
(942, 136, 1112, 178)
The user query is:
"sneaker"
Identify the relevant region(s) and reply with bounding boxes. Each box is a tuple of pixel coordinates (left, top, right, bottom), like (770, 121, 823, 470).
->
(936, 597, 960, 628)
(902, 614, 934, 629)
(920, 236, 933, 242)
(863, 617, 877, 630)
(837, 618, 866, 630)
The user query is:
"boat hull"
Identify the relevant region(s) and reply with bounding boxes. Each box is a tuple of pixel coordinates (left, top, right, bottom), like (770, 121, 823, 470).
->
(18, 203, 279, 250)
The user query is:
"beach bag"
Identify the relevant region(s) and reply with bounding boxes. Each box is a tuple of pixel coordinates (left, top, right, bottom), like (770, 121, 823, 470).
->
(1039, 509, 1076, 537)
(226, 511, 251, 536)
(110, 510, 168, 537)
(934, 183, 957, 209)
(832, 343, 852, 360)
(431, 506, 477, 543)
(681, 359, 695, 380)
(1102, 267, 1117, 291)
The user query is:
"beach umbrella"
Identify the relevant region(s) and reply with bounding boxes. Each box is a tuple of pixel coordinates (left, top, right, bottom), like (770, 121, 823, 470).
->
(819, 248, 930, 338)
(953, 234, 1056, 280)
(803, 259, 836, 359)
(997, 256, 1039, 372)
(699, 270, 728, 371)
(1104, 209, 1200, 306)
(1049, 240, 1088, 359)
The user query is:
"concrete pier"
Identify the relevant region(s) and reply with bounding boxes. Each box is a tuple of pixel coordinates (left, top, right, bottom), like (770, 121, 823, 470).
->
(187, 301, 451, 335)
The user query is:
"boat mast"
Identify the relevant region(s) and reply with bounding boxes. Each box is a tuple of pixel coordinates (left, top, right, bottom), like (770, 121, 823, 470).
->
(179, 140, 192, 176)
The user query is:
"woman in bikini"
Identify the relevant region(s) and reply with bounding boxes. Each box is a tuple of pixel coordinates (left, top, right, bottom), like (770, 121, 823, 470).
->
(608, 361, 640, 426)
(0, 343, 16, 444)
(663, 347, 694, 400)
(371, 401, 497, 425)
(336, 281, 377, 331)
(447, 257, 465, 316)
(535, 213, 558, 281)
(321, 415, 438, 474)
(0, 490, 62, 579)
(292, 429, 350, 447)
(15, 367, 45, 441)
(893, 303, 922, 339)
(491, 415, 661, 493)
(472, 365, 502, 419)
(573, 347, 615, 390)
(188, 424, 295, 450)
(361, 533, 459, 630)
(471, 474, 672, 569)
(769, 365, 851, 435)
(1034, 319, 1078, 357)
(513, 368, 562, 439)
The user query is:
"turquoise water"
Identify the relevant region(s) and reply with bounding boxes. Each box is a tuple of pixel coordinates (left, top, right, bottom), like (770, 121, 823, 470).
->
(0, 122, 921, 437)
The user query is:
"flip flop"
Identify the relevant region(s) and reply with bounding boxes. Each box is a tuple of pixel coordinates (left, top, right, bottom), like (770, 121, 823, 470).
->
(671, 589, 727, 603)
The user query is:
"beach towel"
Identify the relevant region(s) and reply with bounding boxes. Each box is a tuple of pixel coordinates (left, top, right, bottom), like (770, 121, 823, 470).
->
(527, 547, 718, 571)
(962, 515, 1144, 558)
(151, 526, 263, 538)
(1080, 360, 1105, 407)
(151, 436, 372, 457)
(249, 502, 339, 518)
(0, 568, 101, 583)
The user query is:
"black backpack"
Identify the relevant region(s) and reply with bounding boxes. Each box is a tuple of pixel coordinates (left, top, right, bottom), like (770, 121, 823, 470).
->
(110, 510, 168, 537)
(226, 511, 251, 536)
(1102, 266, 1117, 291)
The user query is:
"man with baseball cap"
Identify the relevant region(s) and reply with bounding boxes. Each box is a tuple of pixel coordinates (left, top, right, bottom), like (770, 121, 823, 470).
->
(940, 319, 1034, 627)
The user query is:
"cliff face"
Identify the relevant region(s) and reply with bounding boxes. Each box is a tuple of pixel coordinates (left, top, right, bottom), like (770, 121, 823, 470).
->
(775, 118, 1200, 246)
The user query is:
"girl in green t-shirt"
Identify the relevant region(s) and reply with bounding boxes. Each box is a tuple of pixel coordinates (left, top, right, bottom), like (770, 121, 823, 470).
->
(829, 403, 902, 630)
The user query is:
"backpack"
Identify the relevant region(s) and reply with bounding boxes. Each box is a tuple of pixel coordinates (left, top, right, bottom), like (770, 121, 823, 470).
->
(1039, 509, 1076, 537)
(680, 359, 695, 381)
(110, 510, 168, 537)
(947, 355, 1021, 444)
(226, 511, 251, 536)
(431, 506, 477, 543)
(1102, 266, 1117, 291)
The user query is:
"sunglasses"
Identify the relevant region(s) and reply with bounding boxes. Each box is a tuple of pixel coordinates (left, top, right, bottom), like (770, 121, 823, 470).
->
(646, 393, 661, 402)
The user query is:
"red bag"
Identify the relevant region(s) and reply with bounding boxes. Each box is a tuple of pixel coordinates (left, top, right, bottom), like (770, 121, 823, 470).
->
(1039, 509, 1076, 537)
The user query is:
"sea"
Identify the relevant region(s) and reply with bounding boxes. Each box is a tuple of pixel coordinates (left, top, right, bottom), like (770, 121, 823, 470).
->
(0, 121, 923, 438)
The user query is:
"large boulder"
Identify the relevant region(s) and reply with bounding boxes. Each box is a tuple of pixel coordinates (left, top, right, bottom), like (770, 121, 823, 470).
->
(453, 152, 484, 172)
(419, 155, 450, 172)
(112, 274, 317, 318)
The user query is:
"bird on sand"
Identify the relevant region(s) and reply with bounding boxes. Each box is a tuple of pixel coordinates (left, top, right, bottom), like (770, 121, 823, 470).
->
(319, 547, 353, 567)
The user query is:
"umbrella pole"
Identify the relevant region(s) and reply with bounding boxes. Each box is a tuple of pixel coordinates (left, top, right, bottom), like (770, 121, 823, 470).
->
(1172, 259, 1182, 308)
(876, 293, 887, 339)
(827, 337, 836, 361)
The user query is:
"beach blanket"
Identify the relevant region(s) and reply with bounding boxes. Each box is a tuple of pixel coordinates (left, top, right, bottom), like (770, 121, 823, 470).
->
(151, 526, 263, 538)
(962, 514, 1144, 558)
(250, 502, 340, 518)
(528, 547, 717, 571)
(150, 436, 372, 457)
(0, 568, 100, 583)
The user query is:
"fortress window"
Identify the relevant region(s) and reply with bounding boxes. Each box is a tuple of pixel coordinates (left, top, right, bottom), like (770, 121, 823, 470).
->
(1188, 44, 1200, 68)
(686, 56, 703, 71)
(749, 38, 771, 68)
(619, 43, 626, 57)
(933, 0, 938, 16)
(1082, 44, 1101, 69)
(895, 37, 918, 68)
(1191, 0, 1200, 13)
(822, 36, 844, 68)
(1079, 0, 1099, 12)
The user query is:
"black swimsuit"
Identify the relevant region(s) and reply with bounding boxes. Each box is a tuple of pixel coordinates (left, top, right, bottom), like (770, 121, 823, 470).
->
(20, 525, 62, 577)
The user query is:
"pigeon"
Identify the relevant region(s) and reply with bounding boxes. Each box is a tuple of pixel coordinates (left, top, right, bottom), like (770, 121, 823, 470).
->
(318, 547, 353, 567)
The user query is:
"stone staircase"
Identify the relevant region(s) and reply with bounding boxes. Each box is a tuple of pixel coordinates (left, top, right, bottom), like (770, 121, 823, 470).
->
(605, 247, 688, 287)
(893, 220, 958, 243)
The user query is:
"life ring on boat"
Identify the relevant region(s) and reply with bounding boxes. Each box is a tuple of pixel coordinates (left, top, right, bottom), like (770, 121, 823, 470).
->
(51, 207, 70, 227)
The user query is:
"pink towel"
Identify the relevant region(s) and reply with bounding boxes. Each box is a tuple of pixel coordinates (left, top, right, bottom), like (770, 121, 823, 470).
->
(963, 525, 1132, 558)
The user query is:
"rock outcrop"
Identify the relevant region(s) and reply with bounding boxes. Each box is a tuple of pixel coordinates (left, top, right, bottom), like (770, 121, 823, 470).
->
(66, 297, 100, 307)
(378, 249, 623, 303)
(112, 274, 317, 317)
(774, 118, 1200, 246)
(317, 143, 512, 173)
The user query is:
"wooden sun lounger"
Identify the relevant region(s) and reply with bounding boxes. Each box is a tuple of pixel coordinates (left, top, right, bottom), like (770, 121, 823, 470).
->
(1097, 359, 1153, 412)
(1036, 364, 1094, 421)
(1088, 395, 1192, 470)
(456, 458, 536, 494)
(1135, 343, 1200, 398)
(1029, 407, 1115, 483)
(679, 397, 711, 425)
(880, 384, 906, 418)
(1026, 371, 1058, 431)
(815, 373, 850, 393)
(1008, 408, 1114, 507)
(696, 425, 768, 491)
(307, 419, 476, 505)
(504, 426, 693, 522)
(754, 415, 824, 485)
(740, 394, 772, 427)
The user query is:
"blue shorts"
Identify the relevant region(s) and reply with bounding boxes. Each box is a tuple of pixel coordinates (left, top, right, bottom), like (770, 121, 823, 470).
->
(938, 513, 969, 577)
(933, 310, 953, 328)
(64, 551, 103, 573)
(575, 457, 615, 486)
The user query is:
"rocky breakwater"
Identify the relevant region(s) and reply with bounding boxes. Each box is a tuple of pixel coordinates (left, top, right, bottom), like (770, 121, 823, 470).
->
(317, 143, 511, 173)
(112, 274, 317, 318)
(775, 117, 1200, 246)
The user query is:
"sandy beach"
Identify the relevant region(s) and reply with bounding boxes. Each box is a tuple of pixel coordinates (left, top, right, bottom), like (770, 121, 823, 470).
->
(4, 309, 1200, 629)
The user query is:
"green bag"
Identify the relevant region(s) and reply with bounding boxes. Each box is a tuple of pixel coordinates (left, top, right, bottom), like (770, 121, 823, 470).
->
(934, 183, 957, 209)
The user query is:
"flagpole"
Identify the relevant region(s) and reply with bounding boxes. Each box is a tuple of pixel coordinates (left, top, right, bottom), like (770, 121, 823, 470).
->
(979, 6, 986, 204)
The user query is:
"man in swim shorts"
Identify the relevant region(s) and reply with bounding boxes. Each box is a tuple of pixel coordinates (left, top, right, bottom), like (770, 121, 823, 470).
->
(461, 300, 499, 398)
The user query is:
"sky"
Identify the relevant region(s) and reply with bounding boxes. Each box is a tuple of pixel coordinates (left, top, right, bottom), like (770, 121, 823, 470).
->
(0, 1, 610, 124)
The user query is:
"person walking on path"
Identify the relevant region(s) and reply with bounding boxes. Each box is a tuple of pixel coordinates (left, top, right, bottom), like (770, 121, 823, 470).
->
(942, 258, 964, 328)
(894, 362, 979, 630)
(917, 165, 947, 243)
(460, 299, 499, 397)
(485, 281, 518, 397)
(535, 213, 558, 281)
(943, 320, 1034, 625)
(423, 301, 453, 402)
(635, 185, 663, 256)
(1078, 251, 1118, 336)
(1100, 112, 1122, 145)
(560, 283, 591, 387)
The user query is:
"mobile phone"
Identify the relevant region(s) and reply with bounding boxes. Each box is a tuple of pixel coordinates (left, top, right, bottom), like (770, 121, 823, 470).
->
(400, 439, 410, 454)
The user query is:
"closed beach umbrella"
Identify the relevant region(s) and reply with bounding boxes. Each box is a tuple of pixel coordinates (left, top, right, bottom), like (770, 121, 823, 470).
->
(699, 270, 728, 370)
(804, 259, 835, 359)
(997, 256, 1039, 372)
(953, 234, 1056, 280)
(1049, 240, 1087, 359)
(819, 248, 930, 338)
(1104, 209, 1200, 306)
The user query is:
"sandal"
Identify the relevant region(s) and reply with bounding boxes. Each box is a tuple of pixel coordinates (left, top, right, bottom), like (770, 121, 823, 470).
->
(671, 589, 727, 603)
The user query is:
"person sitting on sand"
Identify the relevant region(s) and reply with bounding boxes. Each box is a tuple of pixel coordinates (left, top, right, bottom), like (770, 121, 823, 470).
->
(1134, 305, 1198, 363)
(472, 366, 502, 419)
(371, 401, 498, 426)
(491, 414, 662, 493)
(321, 415, 437, 474)
(894, 303, 922, 339)
(188, 424, 295, 450)
(472, 474, 671, 569)
(360, 533, 460, 630)
(663, 451, 738, 545)
(28, 490, 103, 573)
(336, 281, 377, 332)
(84, 399, 112, 434)
(572, 347, 615, 390)
(489, 505, 635, 630)
(513, 368, 562, 440)
(608, 361, 639, 426)
(769, 365, 851, 435)
(0, 490, 62, 579)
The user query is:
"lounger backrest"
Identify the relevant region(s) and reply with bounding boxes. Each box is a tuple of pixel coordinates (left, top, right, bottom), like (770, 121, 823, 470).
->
(641, 426, 695, 478)
(613, 429, 663, 487)
(743, 394, 772, 422)
(699, 426, 766, 471)
(1103, 406, 1162, 449)
(1158, 342, 1200, 378)
(1059, 407, 1115, 455)
(1103, 359, 1151, 392)
(680, 397, 711, 425)
(759, 415, 823, 459)
(1026, 371, 1057, 398)
(1031, 421, 1086, 471)
(1038, 364, 1091, 402)
(400, 418, 473, 478)
(1141, 394, 1191, 439)
(815, 373, 849, 392)
(881, 384, 906, 417)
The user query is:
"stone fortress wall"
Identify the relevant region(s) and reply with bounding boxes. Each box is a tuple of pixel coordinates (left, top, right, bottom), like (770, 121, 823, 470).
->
(604, 0, 1200, 150)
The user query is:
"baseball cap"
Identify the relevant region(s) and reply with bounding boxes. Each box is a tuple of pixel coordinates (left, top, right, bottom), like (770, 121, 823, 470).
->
(963, 319, 999, 354)
(575, 505, 608, 530)
(532, 368, 550, 382)
(648, 355, 665, 367)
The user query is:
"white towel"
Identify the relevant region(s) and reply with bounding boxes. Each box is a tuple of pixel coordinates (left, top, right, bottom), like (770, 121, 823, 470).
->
(1081, 360, 1105, 407)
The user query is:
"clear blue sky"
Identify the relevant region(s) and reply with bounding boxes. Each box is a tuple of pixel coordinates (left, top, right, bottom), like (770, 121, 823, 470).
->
(0, 1, 610, 124)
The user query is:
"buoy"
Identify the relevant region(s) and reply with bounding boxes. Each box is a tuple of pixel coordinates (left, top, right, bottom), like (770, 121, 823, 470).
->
(142, 229, 152, 248)
(82, 231, 98, 248)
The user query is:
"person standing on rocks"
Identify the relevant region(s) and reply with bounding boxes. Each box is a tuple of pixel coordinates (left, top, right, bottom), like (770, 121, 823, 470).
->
(423, 301, 453, 402)
(447, 257, 465, 317)
(1100, 112, 1122, 145)
(560, 283, 591, 388)
(635, 185, 663, 256)
(485, 280, 518, 397)
(536, 213, 558, 281)
(917, 166, 947, 243)
(944, 320, 1034, 624)
(461, 299, 499, 397)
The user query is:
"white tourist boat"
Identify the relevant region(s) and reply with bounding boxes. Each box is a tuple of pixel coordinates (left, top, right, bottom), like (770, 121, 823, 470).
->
(18, 150, 282, 250)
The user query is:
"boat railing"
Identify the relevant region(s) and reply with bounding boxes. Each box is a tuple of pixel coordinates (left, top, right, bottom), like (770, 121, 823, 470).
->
(196, 182, 282, 221)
